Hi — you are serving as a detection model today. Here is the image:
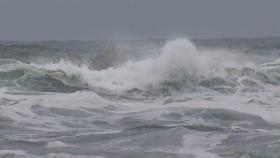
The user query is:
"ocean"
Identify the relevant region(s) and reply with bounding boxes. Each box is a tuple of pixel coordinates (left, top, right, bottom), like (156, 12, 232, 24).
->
(0, 37, 280, 158)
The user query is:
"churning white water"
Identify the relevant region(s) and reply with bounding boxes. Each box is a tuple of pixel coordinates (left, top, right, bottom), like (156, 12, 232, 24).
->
(1, 38, 280, 158)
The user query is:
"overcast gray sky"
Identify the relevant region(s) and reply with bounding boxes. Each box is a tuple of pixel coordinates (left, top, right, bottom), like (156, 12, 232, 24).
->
(0, 0, 280, 41)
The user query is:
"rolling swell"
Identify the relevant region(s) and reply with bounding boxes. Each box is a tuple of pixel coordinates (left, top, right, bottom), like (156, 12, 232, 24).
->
(0, 61, 86, 93)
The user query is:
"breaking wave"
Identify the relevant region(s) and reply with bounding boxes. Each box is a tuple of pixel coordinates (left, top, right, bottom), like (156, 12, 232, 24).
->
(1, 38, 280, 94)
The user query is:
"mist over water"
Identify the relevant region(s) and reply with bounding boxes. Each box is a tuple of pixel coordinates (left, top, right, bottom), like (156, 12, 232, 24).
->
(1, 37, 280, 158)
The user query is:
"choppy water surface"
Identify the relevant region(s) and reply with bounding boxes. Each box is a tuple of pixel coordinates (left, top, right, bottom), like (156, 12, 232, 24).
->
(1, 38, 280, 158)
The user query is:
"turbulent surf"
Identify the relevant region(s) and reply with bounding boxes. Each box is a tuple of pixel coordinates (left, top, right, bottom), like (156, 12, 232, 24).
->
(1, 37, 280, 158)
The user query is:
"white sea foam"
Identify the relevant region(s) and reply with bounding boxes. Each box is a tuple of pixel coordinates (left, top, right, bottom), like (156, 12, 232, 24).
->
(179, 132, 227, 158)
